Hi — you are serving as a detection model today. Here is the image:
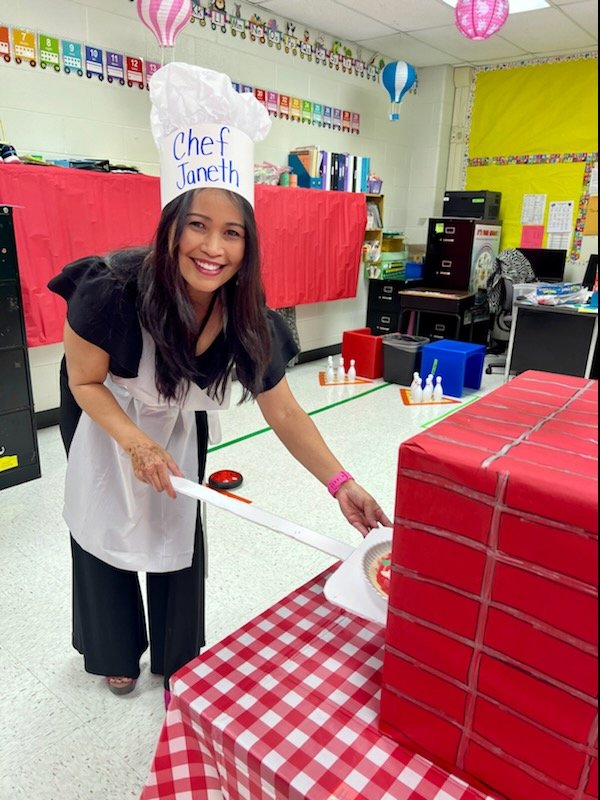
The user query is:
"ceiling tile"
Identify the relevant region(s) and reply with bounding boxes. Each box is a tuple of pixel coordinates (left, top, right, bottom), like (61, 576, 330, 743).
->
(407, 25, 528, 63)
(556, 0, 599, 29)
(358, 33, 461, 67)
(335, 0, 455, 32)
(499, 7, 596, 51)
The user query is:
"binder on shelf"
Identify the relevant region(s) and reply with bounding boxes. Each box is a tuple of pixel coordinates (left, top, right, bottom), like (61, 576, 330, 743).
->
(330, 153, 339, 191)
(319, 150, 331, 191)
(361, 157, 370, 193)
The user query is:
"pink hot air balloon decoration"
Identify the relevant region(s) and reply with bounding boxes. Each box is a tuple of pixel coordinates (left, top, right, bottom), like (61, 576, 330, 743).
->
(136, 0, 192, 47)
(455, 0, 509, 41)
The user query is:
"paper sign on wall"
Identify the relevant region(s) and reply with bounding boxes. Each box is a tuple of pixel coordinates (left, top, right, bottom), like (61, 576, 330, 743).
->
(521, 194, 546, 225)
(548, 201, 574, 233)
(520, 225, 545, 247)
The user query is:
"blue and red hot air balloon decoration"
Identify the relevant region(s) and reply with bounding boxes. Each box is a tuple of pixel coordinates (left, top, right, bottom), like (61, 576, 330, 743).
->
(380, 61, 417, 121)
(136, 0, 191, 49)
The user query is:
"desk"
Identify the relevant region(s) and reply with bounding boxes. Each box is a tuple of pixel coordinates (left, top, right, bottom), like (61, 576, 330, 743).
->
(141, 570, 495, 800)
(504, 302, 598, 381)
(398, 289, 489, 343)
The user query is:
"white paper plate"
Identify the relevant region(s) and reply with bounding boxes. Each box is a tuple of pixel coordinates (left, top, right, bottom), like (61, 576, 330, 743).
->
(363, 541, 393, 600)
(323, 527, 392, 626)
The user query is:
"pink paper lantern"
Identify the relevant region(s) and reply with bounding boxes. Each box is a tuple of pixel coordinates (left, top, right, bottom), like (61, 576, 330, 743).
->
(136, 0, 192, 47)
(455, 0, 509, 41)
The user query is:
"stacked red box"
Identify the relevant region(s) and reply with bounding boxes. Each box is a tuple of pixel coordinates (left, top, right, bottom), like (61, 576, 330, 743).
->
(380, 371, 598, 800)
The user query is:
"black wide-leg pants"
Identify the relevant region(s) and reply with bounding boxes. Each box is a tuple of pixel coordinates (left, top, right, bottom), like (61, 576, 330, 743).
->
(60, 359, 208, 688)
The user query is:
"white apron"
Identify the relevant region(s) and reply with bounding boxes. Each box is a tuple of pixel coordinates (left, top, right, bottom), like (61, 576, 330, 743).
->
(63, 328, 231, 573)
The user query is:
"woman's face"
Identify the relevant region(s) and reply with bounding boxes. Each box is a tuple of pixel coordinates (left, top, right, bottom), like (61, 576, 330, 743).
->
(177, 189, 245, 303)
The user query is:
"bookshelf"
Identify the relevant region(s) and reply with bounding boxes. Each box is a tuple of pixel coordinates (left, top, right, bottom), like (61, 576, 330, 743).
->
(364, 193, 384, 273)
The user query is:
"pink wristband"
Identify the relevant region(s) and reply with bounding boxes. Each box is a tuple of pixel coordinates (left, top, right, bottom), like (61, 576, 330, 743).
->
(327, 470, 354, 498)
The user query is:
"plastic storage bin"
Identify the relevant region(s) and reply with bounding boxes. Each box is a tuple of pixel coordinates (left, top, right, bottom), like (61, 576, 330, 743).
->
(405, 262, 423, 280)
(419, 339, 486, 398)
(383, 334, 430, 386)
(341, 328, 384, 379)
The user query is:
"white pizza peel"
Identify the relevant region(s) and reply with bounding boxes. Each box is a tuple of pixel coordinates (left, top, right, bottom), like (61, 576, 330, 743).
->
(172, 476, 391, 625)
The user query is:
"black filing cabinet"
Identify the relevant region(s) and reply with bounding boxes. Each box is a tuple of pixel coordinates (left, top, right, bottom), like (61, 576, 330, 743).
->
(366, 278, 422, 335)
(0, 206, 41, 489)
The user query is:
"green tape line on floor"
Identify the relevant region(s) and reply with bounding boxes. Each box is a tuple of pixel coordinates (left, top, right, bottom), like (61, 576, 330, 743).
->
(208, 382, 391, 453)
(420, 394, 481, 429)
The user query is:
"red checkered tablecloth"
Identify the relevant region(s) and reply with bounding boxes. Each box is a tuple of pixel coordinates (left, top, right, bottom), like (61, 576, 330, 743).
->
(141, 570, 498, 800)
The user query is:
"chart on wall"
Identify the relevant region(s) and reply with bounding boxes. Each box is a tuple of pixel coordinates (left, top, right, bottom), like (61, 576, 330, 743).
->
(0, 15, 368, 134)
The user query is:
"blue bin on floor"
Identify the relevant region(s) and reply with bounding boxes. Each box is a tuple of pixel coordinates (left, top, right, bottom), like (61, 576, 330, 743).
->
(419, 339, 486, 398)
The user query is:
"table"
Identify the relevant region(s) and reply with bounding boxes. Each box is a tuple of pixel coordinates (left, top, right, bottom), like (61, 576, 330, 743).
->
(141, 570, 496, 800)
(504, 302, 598, 380)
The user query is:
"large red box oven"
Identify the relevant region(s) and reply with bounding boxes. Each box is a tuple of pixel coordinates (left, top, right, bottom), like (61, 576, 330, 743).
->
(381, 371, 598, 800)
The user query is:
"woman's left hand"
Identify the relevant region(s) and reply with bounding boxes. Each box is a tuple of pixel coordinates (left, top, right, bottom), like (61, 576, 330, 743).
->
(335, 481, 392, 537)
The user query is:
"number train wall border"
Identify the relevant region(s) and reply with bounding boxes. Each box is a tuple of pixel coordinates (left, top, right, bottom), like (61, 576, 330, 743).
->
(0, 0, 389, 136)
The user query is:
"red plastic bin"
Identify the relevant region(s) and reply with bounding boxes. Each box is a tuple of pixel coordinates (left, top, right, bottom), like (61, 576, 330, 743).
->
(342, 327, 384, 379)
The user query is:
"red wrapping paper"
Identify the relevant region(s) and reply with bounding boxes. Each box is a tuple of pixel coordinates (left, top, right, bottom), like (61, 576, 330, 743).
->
(380, 371, 598, 800)
(0, 164, 366, 346)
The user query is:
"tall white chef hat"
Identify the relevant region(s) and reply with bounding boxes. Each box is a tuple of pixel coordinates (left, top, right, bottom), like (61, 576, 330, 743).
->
(149, 62, 272, 208)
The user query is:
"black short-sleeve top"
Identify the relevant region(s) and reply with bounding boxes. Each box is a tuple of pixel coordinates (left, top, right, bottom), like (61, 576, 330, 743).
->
(48, 254, 299, 394)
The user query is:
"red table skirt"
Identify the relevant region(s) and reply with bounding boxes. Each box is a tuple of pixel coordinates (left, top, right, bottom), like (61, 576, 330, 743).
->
(0, 164, 366, 346)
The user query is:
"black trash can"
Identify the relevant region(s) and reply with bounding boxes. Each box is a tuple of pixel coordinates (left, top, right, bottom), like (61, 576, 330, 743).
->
(382, 334, 430, 386)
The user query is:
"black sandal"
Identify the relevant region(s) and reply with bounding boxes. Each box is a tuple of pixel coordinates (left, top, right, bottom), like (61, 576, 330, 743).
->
(106, 676, 136, 695)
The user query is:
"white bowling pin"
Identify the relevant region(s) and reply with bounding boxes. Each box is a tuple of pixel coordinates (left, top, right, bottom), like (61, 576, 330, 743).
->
(422, 374, 434, 402)
(326, 356, 335, 383)
(337, 356, 346, 382)
(347, 359, 357, 381)
(411, 373, 423, 403)
(433, 375, 444, 401)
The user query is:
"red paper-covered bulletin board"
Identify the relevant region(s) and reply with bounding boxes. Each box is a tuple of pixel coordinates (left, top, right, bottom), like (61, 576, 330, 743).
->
(0, 164, 366, 347)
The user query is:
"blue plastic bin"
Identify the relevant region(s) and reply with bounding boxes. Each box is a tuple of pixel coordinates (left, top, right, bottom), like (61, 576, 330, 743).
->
(419, 340, 486, 398)
(405, 262, 423, 279)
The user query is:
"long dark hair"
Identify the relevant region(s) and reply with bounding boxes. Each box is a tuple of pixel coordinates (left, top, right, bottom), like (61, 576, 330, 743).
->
(133, 188, 272, 402)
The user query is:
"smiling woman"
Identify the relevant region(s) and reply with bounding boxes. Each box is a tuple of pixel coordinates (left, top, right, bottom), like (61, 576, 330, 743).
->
(45, 62, 391, 710)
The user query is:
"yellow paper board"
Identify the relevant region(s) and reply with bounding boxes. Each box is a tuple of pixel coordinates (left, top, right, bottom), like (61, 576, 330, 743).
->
(469, 59, 598, 158)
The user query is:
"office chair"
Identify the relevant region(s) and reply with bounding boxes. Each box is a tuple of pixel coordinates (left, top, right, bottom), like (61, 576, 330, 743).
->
(485, 249, 537, 374)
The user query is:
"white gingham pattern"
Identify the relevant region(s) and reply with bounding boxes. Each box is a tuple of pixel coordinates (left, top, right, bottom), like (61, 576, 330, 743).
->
(141, 570, 498, 800)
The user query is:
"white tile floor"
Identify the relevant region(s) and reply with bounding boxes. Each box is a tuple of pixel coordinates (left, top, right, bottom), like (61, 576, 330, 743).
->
(0, 356, 505, 799)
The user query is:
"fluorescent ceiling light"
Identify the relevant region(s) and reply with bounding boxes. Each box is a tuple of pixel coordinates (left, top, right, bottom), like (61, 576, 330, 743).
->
(442, 0, 549, 12)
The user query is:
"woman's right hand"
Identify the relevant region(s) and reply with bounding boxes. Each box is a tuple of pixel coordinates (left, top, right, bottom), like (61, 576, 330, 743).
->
(126, 441, 183, 499)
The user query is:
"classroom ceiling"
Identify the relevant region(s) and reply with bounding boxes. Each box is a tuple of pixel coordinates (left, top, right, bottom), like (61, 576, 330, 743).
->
(244, 0, 598, 67)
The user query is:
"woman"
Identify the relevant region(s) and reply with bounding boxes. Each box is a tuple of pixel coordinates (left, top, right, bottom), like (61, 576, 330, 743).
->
(49, 185, 391, 704)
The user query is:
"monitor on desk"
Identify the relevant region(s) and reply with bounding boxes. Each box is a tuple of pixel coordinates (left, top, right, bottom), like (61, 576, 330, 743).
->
(516, 247, 567, 283)
(582, 254, 598, 290)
